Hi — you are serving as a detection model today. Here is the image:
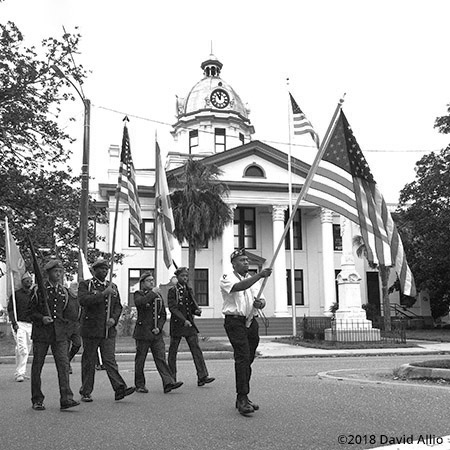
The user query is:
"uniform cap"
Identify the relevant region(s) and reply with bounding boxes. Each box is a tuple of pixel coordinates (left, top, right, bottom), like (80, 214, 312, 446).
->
(139, 272, 154, 283)
(230, 248, 246, 262)
(174, 267, 188, 277)
(21, 272, 32, 280)
(91, 258, 109, 269)
(44, 259, 63, 272)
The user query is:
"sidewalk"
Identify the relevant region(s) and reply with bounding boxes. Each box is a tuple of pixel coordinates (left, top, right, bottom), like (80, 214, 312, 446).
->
(2, 337, 450, 365)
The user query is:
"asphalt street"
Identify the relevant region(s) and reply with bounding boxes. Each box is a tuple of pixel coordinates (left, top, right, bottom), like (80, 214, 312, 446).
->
(1, 355, 449, 450)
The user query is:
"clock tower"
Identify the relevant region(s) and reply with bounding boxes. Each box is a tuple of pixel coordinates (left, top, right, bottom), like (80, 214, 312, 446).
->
(168, 53, 255, 168)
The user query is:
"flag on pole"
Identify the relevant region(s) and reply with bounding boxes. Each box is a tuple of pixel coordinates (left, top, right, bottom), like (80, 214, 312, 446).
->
(118, 122, 143, 248)
(27, 235, 51, 316)
(5, 218, 26, 299)
(304, 110, 416, 297)
(80, 249, 92, 280)
(289, 92, 320, 148)
(156, 142, 175, 268)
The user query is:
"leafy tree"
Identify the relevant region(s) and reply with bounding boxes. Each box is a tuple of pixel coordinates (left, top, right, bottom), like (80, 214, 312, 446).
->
(397, 145, 450, 318)
(169, 158, 233, 285)
(0, 22, 118, 279)
(0, 21, 87, 172)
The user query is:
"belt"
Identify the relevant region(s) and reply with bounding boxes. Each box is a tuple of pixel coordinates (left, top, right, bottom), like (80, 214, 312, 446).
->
(225, 314, 245, 319)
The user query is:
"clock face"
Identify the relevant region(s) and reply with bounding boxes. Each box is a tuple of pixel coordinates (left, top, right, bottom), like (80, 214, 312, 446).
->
(210, 88, 230, 109)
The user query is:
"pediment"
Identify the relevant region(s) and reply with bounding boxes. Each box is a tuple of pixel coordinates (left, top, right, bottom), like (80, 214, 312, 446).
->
(167, 140, 312, 188)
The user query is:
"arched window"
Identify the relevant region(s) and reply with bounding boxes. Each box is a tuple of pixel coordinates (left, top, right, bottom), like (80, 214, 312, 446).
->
(244, 164, 265, 178)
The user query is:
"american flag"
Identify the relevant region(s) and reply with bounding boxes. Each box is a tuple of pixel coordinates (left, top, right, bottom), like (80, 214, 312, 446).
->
(304, 110, 416, 297)
(156, 142, 175, 268)
(118, 123, 143, 248)
(289, 92, 320, 148)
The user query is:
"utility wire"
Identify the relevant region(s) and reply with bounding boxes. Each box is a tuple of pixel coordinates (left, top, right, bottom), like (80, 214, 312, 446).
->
(93, 103, 444, 154)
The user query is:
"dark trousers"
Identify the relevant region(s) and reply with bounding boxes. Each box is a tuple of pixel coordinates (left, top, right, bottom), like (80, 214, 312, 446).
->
(224, 316, 259, 396)
(168, 334, 208, 381)
(68, 324, 81, 362)
(31, 340, 74, 406)
(135, 337, 175, 389)
(80, 336, 127, 396)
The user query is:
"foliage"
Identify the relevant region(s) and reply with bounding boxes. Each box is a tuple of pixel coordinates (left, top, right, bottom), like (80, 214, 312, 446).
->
(169, 158, 233, 283)
(0, 22, 120, 279)
(397, 145, 450, 318)
(0, 21, 87, 172)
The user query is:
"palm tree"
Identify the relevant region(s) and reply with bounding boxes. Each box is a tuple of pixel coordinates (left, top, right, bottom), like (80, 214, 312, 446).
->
(353, 235, 392, 331)
(169, 158, 233, 285)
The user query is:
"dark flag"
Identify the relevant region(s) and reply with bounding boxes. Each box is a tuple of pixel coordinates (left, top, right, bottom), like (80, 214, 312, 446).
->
(27, 236, 51, 316)
(304, 110, 416, 297)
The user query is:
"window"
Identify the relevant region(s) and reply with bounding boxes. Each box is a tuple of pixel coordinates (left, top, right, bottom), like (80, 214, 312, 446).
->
(129, 219, 155, 247)
(333, 224, 342, 251)
(189, 130, 198, 154)
(234, 207, 256, 249)
(285, 209, 302, 250)
(239, 133, 245, 145)
(286, 269, 304, 305)
(215, 128, 226, 152)
(244, 165, 265, 178)
(128, 268, 153, 306)
(194, 269, 209, 306)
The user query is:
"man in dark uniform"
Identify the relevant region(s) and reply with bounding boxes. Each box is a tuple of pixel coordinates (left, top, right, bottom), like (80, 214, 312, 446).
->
(78, 258, 135, 402)
(66, 281, 81, 374)
(8, 272, 33, 382)
(30, 260, 80, 411)
(167, 267, 214, 387)
(133, 272, 183, 394)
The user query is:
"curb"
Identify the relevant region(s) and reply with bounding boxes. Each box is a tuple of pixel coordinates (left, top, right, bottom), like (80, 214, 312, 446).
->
(0, 351, 234, 365)
(397, 363, 450, 380)
(317, 368, 450, 391)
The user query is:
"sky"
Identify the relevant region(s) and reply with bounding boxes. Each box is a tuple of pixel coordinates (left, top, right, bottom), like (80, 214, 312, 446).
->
(2, 0, 450, 202)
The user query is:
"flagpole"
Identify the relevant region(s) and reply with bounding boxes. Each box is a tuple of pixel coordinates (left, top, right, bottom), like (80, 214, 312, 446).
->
(154, 136, 160, 285)
(255, 94, 346, 300)
(5, 217, 18, 325)
(287, 80, 297, 336)
(106, 119, 129, 338)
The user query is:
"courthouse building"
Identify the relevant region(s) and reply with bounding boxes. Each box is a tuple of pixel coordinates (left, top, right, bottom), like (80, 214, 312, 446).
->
(92, 54, 431, 331)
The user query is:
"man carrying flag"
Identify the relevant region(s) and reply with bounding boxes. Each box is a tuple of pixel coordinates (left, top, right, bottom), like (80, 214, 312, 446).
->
(29, 255, 80, 411)
(4, 218, 33, 382)
(7, 272, 33, 382)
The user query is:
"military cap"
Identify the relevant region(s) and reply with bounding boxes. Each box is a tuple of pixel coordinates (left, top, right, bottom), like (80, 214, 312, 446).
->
(139, 272, 154, 283)
(174, 267, 188, 277)
(21, 271, 32, 280)
(44, 259, 64, 272)
(91, 258, 109, 269)
(230, 248, 246, 262)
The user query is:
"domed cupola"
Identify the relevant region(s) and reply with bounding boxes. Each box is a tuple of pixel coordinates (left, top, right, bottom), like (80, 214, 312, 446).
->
(170, 54, 255, 160)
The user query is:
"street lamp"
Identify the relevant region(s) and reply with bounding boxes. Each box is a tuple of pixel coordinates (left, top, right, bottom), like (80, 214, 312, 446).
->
(52, 65, 91, 281)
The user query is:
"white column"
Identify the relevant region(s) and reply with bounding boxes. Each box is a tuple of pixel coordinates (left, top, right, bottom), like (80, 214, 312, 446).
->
(272, 205, 289, 317)
(320, 209, 336, 316)
(221, 204, 236, 275)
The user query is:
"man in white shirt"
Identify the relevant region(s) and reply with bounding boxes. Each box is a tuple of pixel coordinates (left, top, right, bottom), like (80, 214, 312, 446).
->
(220, 248, 272, 416)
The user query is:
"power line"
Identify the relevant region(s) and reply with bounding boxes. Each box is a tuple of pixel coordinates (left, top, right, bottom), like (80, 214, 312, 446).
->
(93, 103, 444, 154)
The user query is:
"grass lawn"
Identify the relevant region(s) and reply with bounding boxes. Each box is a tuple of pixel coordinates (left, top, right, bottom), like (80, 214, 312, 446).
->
(275, 336, 416, 349)
(406, 328, 450, 342)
